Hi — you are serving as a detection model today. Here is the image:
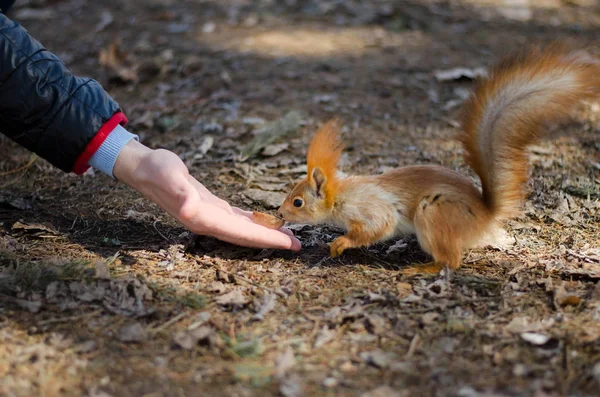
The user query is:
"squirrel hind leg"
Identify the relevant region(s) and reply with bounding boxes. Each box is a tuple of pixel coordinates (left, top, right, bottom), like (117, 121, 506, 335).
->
(409, 192, 489, 273)
(401, 261, 452, 276)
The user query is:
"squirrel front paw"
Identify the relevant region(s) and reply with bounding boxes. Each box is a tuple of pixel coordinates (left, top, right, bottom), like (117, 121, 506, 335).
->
(330, 236, 352, 257)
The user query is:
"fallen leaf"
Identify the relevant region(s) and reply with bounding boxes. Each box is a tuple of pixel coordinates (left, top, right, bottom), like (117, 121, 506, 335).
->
(361, 385, 403, 397)
(233, 363, 271, 387)
(274, 347, 296, 378)
(313, 94, 338, 103)
(95, 10, 114, 32)
(252, 293, 277, 321)
(244, 190, 286, 209)
(173, 326, 213, 350)
(197, 136, 214, 156)
(520, 332, 551, 346)
(385, 240, 407, 255)
(313, 326, 336, 348)
(504, 316, 554, 334)
(434, 67, 487, 81)
(0, 195, 32, 210)
(554, 283, 582, 308)
(14, 297, 42, 313)
(215, 289, 249, 309)
(593, 362, 600, 383)
(242, 117, 266, 125)
(118, 322, 147, 343)
(279, 373, 303, 397)
(14, 8, 57, 20)
(11, 221, 60, 238)
(239, 111, 303, 162)
(103, 276, 154, 317)
(365, 314, 387, 335)
(95, 261, 110, 279)
(99, 42, 138, 84)
(262, 143, 289, 157)
(207, 281, 227, 294)
(396, 282, 413, 299)
(496, 0, 532, 21)
(360, 349, 390, 369)
(188, 312, 212, 330)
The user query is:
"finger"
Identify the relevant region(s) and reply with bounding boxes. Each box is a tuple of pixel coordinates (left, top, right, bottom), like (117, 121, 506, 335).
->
(279, 227, 295, 238)
(205, 210, 301, 251)
(231, 207, 253, 219)
(213, 229, 302, 251)
(232, 208, 293, 237)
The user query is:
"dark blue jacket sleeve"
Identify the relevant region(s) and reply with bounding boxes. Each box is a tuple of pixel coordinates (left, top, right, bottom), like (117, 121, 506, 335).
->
(0, 11, 122, 172)
(0, 1, 15, 14)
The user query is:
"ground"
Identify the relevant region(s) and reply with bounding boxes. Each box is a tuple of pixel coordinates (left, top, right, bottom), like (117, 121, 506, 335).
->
(1, 0, 600, 396)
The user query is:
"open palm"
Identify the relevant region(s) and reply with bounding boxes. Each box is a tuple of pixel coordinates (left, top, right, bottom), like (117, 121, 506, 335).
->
(114, 141, 301, 251)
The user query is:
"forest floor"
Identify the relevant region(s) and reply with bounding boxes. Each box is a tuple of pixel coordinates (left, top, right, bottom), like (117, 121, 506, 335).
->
(1, 1, 599, 396)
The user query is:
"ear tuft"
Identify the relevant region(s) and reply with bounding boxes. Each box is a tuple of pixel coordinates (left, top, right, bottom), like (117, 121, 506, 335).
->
(311, 167, 327, 198)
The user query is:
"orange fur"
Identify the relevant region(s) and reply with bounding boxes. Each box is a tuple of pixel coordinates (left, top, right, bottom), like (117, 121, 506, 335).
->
(460, 43, 600, 219)
(306, 119, 344, 206)
(278, 44, 600, 274)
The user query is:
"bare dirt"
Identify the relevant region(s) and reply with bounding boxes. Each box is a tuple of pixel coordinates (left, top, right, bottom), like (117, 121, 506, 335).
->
(1, 1, 599, 396)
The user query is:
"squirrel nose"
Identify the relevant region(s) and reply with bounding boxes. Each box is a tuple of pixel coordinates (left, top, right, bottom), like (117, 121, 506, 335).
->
(276, 209, 283, 218)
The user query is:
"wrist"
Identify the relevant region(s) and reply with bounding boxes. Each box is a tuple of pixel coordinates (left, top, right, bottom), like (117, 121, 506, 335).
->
(88, 124, 139, 178)
(113, 139, 154, 187)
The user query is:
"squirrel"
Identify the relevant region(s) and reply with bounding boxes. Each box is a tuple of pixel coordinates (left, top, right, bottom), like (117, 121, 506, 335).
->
(277, 44, 600, 274)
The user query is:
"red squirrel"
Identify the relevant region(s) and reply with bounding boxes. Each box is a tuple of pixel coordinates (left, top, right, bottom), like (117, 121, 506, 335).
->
(277, 45, 600, 274)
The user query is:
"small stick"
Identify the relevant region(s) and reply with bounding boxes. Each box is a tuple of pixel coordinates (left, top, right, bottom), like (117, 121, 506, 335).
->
(406, 333, 421, 358)
(37, 309, 103, 326)
(149, 312, 187, 333)
(153, 220, 173, 243)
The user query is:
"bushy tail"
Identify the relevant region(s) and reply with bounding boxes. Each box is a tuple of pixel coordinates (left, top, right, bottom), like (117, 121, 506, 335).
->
(459, 44, 600, 220)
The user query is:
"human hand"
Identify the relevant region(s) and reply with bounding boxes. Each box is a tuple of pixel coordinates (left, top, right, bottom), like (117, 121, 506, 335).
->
(113, 140, 301, 251)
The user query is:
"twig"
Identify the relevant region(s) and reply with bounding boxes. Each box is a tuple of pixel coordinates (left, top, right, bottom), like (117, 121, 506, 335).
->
(37, 309, 103, 326)
(153, 220, 173, 243)
(406, 333, 421, 358)
(0, 155, 37, 176)
(149, 312, 187, 333)
(198, 258, 276, 294)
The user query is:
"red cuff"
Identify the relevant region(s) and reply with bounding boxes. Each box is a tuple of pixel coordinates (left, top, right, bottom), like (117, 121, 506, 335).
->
(72, 112, 128, 175)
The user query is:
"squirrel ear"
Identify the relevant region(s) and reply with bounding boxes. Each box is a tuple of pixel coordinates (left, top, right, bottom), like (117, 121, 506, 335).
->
(310, 167, 327, 198)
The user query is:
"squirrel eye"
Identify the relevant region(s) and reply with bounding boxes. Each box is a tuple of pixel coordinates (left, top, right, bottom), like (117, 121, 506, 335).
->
(293, 198, 303, 208)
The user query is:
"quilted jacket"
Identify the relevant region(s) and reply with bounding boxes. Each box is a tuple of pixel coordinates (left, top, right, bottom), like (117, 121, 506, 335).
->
(0, 0, 126, 173)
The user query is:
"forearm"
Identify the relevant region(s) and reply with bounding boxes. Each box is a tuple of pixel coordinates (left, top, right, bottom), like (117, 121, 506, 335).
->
(0, 13, 124, 173)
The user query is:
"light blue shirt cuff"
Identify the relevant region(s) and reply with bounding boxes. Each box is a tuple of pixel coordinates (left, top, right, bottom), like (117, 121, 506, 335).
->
(88, 124, 139, 178)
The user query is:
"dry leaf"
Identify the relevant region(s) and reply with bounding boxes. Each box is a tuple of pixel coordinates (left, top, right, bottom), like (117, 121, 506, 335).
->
(11, 221, 60, 238)
(520, 332, 551, 346)
(274, 347, 296, 378)
(313, 326, 335, 348)
(239, 111, 302, 162)
(434, 67, 487, 81)
(215, 289, 249, 309)
(396, 282, 413, 299)
(173, 326, 213, 350)
(245, 190, 286, 210)
(252, 293, 277, 321)
(262, 143, 289, 157)
(360, 349, 390, 369)
(118, 322, 147, 343)
(361, 385, 403, 397)
(95, 10, 114, 32)
(99, 42, 138, 84)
